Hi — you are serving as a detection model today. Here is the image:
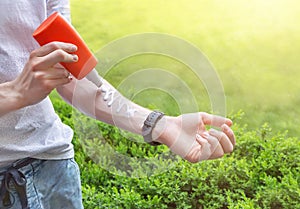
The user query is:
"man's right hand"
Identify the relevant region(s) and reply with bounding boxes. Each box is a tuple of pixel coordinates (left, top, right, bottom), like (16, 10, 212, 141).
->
(12, 42, 78, 108)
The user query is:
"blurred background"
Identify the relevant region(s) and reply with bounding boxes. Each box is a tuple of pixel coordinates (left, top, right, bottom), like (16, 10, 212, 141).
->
(62, 1, 300, 208)
(71, 0, 300, 137)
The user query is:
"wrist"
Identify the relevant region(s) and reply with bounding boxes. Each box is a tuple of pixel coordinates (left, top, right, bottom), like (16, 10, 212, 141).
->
(142, 111, 165, 145)
(152, 115, 179, 147)
(0, 81, 24, 114)
(8, 80, 25, 109)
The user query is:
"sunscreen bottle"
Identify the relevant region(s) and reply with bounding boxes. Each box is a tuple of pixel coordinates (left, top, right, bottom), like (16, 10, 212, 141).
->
(33, 12, 102, 87)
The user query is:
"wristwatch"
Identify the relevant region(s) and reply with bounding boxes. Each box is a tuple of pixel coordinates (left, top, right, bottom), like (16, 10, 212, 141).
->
(142, 111, 165, 146)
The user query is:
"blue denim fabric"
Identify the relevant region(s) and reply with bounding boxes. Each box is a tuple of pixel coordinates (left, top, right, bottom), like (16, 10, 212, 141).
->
(0, 158, 83, 209)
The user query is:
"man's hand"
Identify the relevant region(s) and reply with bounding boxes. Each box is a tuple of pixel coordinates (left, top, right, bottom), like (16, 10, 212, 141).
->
(12, 42, 78, 108)
(155, 112, 236, 163)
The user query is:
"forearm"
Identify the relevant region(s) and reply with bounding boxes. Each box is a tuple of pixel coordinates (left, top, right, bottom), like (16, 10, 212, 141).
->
(94, 79, 151, 135)
(57, 78, 169, 138)
(0, 81, 23, 116)
(57, 78, 236, 163)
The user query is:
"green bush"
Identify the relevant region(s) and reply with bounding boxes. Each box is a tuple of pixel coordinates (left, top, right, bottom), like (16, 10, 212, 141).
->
(52, 98, 300, 209)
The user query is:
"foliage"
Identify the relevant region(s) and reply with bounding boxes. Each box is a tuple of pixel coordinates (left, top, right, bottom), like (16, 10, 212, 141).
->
(52, 98, 300, 209)
(70, 0, 300, 137)
(51, 1, 300, 208)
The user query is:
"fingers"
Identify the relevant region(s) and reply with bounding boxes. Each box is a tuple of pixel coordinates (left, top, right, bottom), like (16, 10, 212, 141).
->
(200, 112, 235, 155)
(48, 76, 72, 87)
(30, 42, 78, 69)
(32, 42, 77, 57)
(209, 128, 234, 154)
(197, 132, 225, 160)
(35, 48, 78, 69)
(222, 124, 236, 146)
(35, 67, 71, 80)
(201, 112, 232, 127)
(195, 134, 212, 161)
(169, 112, 236, 163)
(194, 125, 235, 161)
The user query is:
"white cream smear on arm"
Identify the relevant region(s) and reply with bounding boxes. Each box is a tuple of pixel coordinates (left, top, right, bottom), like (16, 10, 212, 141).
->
(100, 85, 138, 117)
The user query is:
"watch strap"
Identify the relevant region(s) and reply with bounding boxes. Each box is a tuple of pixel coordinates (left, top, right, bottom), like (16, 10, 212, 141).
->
(142, 111, 164, 146)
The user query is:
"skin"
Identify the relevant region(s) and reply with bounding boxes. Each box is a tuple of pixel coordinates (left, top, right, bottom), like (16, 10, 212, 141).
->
(152, 112, 235, 162)
(0, 42, 77, 116)
(0, 41, 236, 163)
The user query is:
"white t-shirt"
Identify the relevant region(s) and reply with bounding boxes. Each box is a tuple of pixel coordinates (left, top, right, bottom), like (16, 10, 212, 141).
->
(0, 0, 74, 167)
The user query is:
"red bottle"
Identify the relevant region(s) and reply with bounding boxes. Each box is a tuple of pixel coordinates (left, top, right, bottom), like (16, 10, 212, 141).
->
(33, 12, 98, 80)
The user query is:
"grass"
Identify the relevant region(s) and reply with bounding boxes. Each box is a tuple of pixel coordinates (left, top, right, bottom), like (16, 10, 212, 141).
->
(68, 0, 300, 136)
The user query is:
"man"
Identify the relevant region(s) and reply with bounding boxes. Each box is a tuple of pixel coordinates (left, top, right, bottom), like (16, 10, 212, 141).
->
(0, 0, 235, 208)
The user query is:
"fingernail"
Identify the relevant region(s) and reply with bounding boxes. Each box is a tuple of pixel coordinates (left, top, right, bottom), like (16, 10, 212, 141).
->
(196, 134, 201, 140)
(222, 124, 228, 131)
(226, 119, 233, 126)
(72, 54, 78, 61)
(71, 45, 77, 51)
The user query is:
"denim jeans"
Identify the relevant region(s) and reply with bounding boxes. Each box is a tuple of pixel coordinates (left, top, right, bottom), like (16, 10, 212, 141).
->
(0, 158, 83, 209)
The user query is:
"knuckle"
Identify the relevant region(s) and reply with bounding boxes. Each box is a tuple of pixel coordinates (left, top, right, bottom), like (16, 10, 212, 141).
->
(61, 77, 70, 85)
(199, 111, 206, 118)
(209, 136, 218, 145)
(49, 42, 60, 50)
(220, 132, 227, 140)
(42, 81, 53, 91)
(29, 50, 38, 59)
(55, 49, 67, 60)
(33, 72, 43, 80)
(29, 59, 40, 71)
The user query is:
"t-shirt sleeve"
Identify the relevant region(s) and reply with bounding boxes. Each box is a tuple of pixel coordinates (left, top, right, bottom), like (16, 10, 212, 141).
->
(46, 0, 71, 22)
